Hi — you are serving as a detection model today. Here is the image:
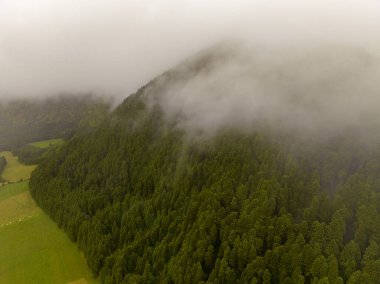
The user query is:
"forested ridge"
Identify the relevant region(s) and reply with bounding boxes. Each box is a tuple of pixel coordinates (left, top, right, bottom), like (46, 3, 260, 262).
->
(0, 95, 109, 151)
(29, 87, 380, 283)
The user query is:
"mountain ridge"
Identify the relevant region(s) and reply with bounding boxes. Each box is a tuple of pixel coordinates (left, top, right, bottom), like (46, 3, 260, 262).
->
(29, 47, 380, 283)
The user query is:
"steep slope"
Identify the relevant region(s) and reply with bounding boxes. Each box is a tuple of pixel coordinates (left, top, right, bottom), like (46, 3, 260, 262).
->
(30, 47, 380, 283)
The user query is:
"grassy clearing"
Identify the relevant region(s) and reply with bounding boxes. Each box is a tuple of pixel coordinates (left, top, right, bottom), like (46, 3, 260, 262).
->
(0, 214, 96, 284)
(0, 191, 40, 226)
(68, 278, 90, 284)
(0, 151, 36, 182)
(0, 181, 29, 202)
(0, 143, 96, 284)
(29, 138, 64, 149)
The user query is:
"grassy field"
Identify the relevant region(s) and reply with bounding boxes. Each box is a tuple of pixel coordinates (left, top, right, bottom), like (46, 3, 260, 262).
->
(0, 181, 29, 202)
(0, 146, 96, 284)
(0, 191, 40, 226)
(0, 214, 96, 284)
(0, 151, 37, 182)
(29, 138, 64, 149)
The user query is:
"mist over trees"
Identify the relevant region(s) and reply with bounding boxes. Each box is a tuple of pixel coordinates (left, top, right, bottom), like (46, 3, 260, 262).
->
(143, 42, 380, 141)
(0, 95, 110, 151)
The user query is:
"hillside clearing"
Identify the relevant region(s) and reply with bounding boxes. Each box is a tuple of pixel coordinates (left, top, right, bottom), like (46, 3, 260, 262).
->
(0, 181, 29, 202)
(0, 143, 96, 283)
(29, 138, 64, 149)
(0, 191, 40, 226)
(0, 151, 36, 182)
(0, 214, 96, 284)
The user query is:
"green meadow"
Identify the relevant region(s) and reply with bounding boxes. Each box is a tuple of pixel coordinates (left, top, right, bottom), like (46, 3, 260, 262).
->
(0, 150, 96, 284)
(0, 151, 37, 182)
(0, 181, 29, 202)
(29, 138, 64, 149)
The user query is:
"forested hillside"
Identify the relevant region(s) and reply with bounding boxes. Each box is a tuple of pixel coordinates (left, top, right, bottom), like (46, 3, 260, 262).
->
(0, 95, 109, 151)
(28, 45, 380, 283)
(30, 91, 380, 283)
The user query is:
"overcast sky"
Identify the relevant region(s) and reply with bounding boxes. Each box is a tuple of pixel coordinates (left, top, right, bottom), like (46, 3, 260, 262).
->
(0, 0, 379, 101)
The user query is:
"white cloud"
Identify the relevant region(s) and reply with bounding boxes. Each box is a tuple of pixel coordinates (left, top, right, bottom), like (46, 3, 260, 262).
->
(0, 0, 379, 102)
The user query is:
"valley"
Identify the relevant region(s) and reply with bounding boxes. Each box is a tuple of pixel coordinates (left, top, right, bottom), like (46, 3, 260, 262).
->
(1, 1, 380, 282)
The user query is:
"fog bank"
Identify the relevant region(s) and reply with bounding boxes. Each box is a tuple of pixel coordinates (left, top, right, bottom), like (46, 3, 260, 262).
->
(144, 42, 380, 138)
(1, 0, 379, 101)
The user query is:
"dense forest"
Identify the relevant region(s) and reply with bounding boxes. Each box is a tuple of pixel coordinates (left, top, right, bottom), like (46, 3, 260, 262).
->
(0, 95, 109, 151)
(30, 92, 380, 283)
(13, 144, 54, 165)
(0, 155, 6, 179)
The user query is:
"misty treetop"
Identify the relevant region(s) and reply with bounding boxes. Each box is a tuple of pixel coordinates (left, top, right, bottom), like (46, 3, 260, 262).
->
(30, 84, 380, 283)
(141, 43, 380, 141)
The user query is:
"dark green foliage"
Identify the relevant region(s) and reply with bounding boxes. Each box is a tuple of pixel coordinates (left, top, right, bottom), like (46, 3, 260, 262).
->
(0, 155, 6, 179)
(0, 95, 109, 151)
(13, 141, 66, 165)
(13, 145, 47, 165)
(30, 92, 380, 283)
